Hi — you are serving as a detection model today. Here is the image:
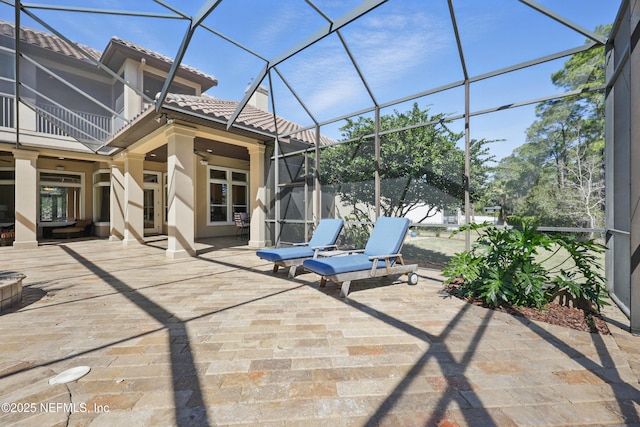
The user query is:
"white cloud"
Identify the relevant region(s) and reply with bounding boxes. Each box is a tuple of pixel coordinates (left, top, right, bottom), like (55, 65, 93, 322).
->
(274, 6, 455, 119)
(347, 10, 452, 83)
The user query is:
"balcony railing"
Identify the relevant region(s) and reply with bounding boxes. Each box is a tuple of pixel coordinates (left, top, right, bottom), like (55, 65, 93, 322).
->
(0, 95, 113, 147)
(37, 103, 112, 145)
(0, 95, 14, 128)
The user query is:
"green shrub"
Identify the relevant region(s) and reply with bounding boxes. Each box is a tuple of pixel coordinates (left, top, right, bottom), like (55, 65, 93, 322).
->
(506, 215, 536, 227)
(338, 216, 371, 249)
(442, 221, 608, 311)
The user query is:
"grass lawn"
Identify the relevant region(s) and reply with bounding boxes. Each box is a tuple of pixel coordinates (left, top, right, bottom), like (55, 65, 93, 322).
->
(403, 230, 464, 269)
(402, 227, 606, 274)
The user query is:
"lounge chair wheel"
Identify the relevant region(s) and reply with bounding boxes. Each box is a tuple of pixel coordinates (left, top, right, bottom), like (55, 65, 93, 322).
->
(408, 272, 418, 286)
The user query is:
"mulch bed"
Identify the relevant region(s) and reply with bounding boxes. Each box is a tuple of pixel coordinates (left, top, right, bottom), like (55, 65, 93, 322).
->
(444, 280, 610, 335)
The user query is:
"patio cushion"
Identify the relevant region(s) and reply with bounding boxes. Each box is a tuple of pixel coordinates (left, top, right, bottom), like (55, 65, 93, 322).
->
(303, 254, 384, 276)
(256, 218, 344, 263)
(307, 218, 344, 248)
(51, 226, 84, 238)
(256, 246, 315, 262)
(303, 217, 410, 276)
(364, 216, 410, 256)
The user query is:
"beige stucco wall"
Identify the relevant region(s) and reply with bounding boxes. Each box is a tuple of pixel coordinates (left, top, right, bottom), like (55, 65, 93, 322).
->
(194, 153, 250, 239)
(1, 146, 257, 242)
(142, 154, 251, 240)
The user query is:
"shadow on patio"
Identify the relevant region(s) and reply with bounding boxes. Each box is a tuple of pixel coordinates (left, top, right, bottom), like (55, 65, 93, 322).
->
(0, 238, 638, 426)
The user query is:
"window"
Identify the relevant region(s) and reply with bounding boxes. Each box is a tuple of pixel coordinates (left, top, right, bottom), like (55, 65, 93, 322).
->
(0, 168, 15, 223)
(163, 173, 168, 224)
(93, 170, 110, 223)
(143, 171, 161, 232)
(39, 171, 83, 222)
(208, 167, 248, 224)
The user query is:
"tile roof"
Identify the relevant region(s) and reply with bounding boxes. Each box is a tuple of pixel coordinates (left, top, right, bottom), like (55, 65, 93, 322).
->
(105, 37, 217, 87)
(0, 21, 216, 88)
(1, 20, 328, 146)
(0, 20, 101, 62)
(165, 94, 335, 145)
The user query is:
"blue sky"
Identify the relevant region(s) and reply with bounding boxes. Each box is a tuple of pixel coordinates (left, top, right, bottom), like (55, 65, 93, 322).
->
(2, 0, 621, 160)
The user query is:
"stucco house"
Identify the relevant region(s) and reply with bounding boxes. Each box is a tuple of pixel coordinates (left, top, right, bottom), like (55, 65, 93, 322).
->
(0, 21, 326, 257)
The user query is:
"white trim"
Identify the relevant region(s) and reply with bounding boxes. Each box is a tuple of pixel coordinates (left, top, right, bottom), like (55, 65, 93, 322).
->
(38, 168, 84, 221)
(143, 170, 162, 234)
(92, 169, 110, 223)
(206, 165, 249, 226)
(0, 167, 15, 184)
(163, 172, 168, 225)
(0, 167, 15, 223)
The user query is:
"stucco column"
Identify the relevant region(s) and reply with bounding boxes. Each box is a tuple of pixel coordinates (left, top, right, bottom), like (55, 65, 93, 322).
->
(166, 125, 196, 259)
(248, 144, 268, 248)
(122, 152, 145, 246)
(12, 149, 38, 249)
(109, 161, 125, 241)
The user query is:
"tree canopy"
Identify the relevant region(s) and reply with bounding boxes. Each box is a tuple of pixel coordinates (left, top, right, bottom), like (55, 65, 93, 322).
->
(483, 24, 609, 229)
(319, 102, 494, 222)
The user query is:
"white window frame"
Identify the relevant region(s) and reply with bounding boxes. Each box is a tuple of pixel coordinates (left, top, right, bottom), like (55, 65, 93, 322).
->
(207, 166, 249, 225)
(143, 170, 162, 234)
(0, 167, 15, 183)
(0, 167, 15, 223)
(92, 169, 110, 226)
(38, 169, 85, 222)
(163, 172, 168, 225)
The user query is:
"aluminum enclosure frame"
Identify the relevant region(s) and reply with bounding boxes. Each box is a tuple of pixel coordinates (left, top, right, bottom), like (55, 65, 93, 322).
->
(605, 0, 640, 335)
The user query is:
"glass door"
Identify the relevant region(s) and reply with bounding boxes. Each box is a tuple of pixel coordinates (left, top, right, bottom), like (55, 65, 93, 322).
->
(143, 172, 162, 235)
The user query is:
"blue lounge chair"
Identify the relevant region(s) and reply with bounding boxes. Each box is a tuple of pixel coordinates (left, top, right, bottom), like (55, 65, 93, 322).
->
(256, 218, 344, 278)
(303, 216, 418, 297)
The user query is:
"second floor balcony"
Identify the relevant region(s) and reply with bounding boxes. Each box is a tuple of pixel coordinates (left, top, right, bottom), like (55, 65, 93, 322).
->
(0, 94, 114, 150)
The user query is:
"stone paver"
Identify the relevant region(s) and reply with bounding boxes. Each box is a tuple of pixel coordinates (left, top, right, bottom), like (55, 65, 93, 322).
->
(0, 237, 639, 426)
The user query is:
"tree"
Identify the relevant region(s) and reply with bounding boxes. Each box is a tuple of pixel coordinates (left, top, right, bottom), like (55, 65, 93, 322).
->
(486, 24, 609, 229)
(319, 103, 494, 222)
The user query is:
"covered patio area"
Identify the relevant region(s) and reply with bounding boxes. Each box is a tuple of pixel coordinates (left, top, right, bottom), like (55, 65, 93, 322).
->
(0, 239, 638, 426)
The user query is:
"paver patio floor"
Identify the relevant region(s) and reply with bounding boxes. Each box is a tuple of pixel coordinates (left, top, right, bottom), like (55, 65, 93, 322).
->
(1, 237, 639, 426)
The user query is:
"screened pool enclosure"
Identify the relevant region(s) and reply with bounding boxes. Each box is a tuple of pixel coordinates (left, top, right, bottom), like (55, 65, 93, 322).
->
(1, 0, 638, 332)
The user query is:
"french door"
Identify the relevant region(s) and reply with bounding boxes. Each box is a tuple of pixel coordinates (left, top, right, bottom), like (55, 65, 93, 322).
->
(143, 172, 162, 235)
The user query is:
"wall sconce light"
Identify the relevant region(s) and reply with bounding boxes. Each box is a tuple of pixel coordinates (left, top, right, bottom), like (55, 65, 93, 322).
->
(199, 159, 208, 166)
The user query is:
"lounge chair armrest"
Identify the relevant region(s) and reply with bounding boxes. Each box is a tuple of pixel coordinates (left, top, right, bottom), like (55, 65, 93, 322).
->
(367, 253, 401, 261)
(314, 248, 365, 258)
(311, 244, 338, 251)
(312, 244, 339, 258)
(368, 253, 405, 275)
(290, 242, 310, 247)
